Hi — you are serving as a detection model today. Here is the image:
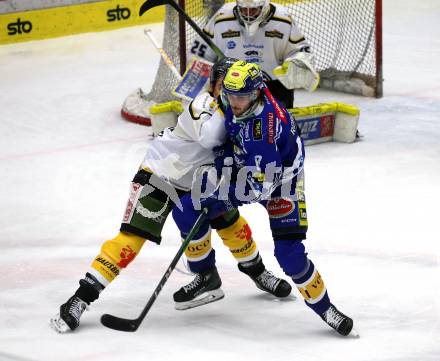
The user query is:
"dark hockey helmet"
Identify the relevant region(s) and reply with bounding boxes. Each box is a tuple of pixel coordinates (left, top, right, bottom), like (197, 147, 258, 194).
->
(210, 57, 239, 87)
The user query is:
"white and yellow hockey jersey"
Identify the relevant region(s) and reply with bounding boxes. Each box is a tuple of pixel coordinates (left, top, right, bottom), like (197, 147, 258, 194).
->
(141, 92, 226, 191)
(189, 2, 312, 80)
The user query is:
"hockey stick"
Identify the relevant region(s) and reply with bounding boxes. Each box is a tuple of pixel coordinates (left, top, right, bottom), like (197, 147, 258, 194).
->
(144, 28, 182, 80)
(101, 209, 208, 332)
(139, 0, 225, 59)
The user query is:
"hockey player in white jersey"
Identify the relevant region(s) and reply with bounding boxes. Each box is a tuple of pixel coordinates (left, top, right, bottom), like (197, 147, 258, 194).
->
(189, 0, 320, 108)
(50, 57, 291, 333)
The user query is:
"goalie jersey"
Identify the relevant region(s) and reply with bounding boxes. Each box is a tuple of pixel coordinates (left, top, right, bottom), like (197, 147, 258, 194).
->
(189, 2, 312, 80)
(142, 92, 226, 191)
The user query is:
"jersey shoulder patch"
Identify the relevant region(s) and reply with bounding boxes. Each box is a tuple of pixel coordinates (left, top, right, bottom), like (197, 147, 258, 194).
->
(214, 4, 237, 25)
(267, 4, 293, 26)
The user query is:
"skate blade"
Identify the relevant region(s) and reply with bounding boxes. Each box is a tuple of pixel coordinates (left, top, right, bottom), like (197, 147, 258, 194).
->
(175, 288, 225, 310)
(349, 327, 360, 338)
(50, 314, 71, 333)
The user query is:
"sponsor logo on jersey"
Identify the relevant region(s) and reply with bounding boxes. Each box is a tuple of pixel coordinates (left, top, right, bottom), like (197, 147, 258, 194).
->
(265, 30, 284, 39)
(245, 50, 259, 56)
(268, 112, 275, 144)
(7, 18, 32, 35)
(253, 118, 262, 141)
(107, 5, 131, 22)
(227, 40, 236, 49)
(267, 198, 295, 218)
(244, 122, 251, 141)
(243, 44, 264, 49)
(222, 30, 240, 38)
(300, 208, 307, 220)
(246, 57, 260, 64)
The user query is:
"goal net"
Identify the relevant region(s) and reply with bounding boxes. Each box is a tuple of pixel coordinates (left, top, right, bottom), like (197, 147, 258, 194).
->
(124, 0, 382, 124)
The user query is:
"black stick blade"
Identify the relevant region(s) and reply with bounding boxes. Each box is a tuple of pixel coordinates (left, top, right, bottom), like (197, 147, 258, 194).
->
(101, 313, 139, 332)
(139, 0, 168, 16)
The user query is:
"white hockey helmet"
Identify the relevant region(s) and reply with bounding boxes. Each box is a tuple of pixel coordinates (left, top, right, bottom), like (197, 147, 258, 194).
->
(236, 0, 271, 37)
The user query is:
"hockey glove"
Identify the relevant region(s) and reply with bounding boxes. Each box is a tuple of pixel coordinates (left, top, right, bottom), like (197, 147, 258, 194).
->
(273, 52, 320, 92)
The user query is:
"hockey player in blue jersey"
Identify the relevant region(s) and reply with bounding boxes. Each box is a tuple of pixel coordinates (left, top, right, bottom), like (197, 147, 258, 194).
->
(173, 60, 356, 337)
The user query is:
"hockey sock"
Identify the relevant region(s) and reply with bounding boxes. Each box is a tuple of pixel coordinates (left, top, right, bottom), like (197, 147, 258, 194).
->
(216, 215, 258, 263)
(184, 227, 216, 273)
(291, 260, 330, 315)
(90, 232, 145, 286)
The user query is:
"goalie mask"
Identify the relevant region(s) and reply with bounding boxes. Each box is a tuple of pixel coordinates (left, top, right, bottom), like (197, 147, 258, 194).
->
(222, 61, 264, 118)
(235, 0, 271, 37)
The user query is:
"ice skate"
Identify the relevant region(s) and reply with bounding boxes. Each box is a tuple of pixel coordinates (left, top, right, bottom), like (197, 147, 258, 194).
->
(321, 304, 358, 337)
(173, 267, 224, 310)
(252, 270, 292, 298)
(50, 295, 88, 333)
(238, 256, 292, 298)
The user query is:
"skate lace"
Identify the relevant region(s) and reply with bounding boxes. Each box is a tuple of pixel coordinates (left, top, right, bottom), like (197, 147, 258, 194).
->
(69, 297, 87, 322)
(183, 274, 203, 293)
(324, 306, 345, 328)
(256, 271, 280, 291)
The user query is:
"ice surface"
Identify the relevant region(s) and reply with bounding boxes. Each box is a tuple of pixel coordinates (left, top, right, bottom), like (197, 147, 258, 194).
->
(0, 1, 439, 360)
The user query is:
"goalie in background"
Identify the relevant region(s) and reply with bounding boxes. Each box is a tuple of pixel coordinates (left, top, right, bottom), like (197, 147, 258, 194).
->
(50, 57, 292, 333)
(188, 0, 320, 108)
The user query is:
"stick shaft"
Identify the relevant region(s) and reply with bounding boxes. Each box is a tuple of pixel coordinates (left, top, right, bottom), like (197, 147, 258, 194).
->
(144, 28, 182, 80)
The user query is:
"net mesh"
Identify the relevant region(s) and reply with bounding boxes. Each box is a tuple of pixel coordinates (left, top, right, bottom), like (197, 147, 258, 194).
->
(144, 0, 380, 103)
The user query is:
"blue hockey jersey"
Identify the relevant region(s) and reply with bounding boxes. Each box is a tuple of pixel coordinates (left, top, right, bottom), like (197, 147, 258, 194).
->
(224, 88, 305, 201)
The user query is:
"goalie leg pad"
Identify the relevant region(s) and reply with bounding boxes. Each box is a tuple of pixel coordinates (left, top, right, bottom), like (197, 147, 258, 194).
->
(90, 232, 145, 284)
(217, 216, 258, 262)
(121, 88, 154, 126)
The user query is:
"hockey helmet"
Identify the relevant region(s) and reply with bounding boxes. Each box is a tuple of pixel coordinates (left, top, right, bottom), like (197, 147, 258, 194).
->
(210, 57, 239, 87)
(222, 61, 264, 117)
